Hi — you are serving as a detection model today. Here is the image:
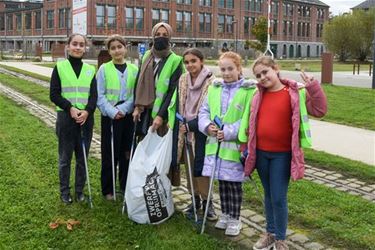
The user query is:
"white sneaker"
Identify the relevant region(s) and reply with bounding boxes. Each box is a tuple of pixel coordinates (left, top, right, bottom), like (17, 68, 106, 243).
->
(225, 218, 242, 236)
(215, 214, 229, 229)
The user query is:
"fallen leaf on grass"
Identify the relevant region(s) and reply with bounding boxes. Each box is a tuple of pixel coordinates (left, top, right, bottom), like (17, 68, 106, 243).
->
(49, 218, 80, 231)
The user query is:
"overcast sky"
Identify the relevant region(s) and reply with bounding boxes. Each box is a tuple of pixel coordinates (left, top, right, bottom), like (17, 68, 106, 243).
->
(321, 0, 365, 15)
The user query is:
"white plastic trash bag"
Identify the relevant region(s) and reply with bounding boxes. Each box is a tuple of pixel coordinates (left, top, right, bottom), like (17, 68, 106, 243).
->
(125, 127, 174, 224)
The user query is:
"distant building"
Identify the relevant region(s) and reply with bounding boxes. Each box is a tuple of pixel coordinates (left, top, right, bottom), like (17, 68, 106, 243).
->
(351, 0, 375, 12)
(0, 0, 330, 58)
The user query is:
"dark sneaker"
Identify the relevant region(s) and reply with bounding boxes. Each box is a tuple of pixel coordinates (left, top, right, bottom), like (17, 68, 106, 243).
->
(183, 195, 201, 213)
(61, 194, 73, 204)
(75, 193, 86, 202)
(202, 200, 218, 221)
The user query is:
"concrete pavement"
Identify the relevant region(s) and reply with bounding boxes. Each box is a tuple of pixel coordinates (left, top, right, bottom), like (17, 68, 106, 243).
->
(0, 60, 374, 166)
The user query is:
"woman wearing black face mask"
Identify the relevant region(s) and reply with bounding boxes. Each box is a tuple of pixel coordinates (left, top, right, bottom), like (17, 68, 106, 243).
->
(133, 22, 183, 137)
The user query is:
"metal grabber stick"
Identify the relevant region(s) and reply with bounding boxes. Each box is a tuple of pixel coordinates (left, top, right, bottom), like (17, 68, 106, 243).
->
(81, 126, 93, 208)
(201, 116, 223, 234)
(110, 120, 116, 201)
(122, 121, 138, 214)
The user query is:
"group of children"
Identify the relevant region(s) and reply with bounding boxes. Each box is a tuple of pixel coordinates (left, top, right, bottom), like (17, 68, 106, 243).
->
(50, 22, 327, 250)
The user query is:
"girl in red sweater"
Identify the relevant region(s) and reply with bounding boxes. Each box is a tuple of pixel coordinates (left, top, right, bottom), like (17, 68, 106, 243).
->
(245, 56, 327, 250)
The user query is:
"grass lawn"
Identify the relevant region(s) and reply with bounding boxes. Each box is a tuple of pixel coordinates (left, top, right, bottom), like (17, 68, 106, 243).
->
(0, 64, 51, 82)
(320, 84, 375, 130)
(242, 174, 375, 250)
(0, 95, 233, 250)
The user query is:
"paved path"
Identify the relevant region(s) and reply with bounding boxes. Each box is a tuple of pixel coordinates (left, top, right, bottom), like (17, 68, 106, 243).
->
(0, 61, 374, 166)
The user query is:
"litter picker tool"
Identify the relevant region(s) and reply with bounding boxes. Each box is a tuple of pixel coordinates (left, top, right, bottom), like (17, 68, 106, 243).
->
(176, 112, 198, 223)
(201, 115, 223, 234)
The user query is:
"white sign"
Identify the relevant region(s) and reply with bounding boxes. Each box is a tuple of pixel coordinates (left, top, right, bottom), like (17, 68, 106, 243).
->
(72, 0, 87, 35)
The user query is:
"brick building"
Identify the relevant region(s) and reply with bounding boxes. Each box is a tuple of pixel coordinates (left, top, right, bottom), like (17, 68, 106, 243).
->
(0, 0, 330, 58)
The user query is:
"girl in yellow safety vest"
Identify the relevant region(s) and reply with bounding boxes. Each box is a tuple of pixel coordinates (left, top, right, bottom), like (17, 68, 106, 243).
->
(50, 33, 97, 204)
(198, 52, 257, 236)
(96, 35, 138, 200)
(245, 56, 327, 250)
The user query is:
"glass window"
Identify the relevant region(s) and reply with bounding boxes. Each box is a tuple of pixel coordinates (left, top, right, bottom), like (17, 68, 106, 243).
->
(47, 11, 54, 29)
(244, 17, 249, 34)
(272, 20, 277, 35)
(59, 9, 65, 28)
(218, 14, 224, 33)
(16, 13, 21, 30)
(7, 14, 13, 30)
(184, 12, 191, 32)
(35, 11, 41, 29)
(176, 11, 183, 32)
(0, 15, 4, 31)
(218, 0, 225, 8)
(152, 9, 159, 27)
(135, 8, 144, 30)
(199, 13, 204, 32)
(126, 7, 134, 30)
(96, 4, 105, 27)
(205, 13, 211, 33)
(25, 12, 32, 30)
(107, 5, 116, 28)
(226, 15, 233, 33)
(161, 9, 169, 23)
(227, 0, 234, 9)
(66, 8, 71, 29)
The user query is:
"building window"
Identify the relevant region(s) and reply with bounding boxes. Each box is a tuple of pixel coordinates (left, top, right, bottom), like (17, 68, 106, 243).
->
(59, 9, 65, 28)
(176, 11, 183, 32)
(177, 0, 192, 4)
(289, 21, 293, 35)
(107, 5, 116, 28)
(135, 8, 143, 30)
(199, 13, 204, 32)
(226, 15, 234, 33)
(0, 15, 4, 31)
(205, 13, 211, 32)
(125, 7, 134, 30)
(16, 13, 21, 30)
(184, 12, 192, 32)
(152, 9, 159, 27)
(47, 10, 54, 29)
(7, 14, 13, 30)
(96, 4, 105, 27)
(199, 0, 211, 6)
(272, 20, 277, 35)
(25, 12, 32, 30)
(218, 0, 225, 8)
(218, 14, 225, 33)
(152, 9, 169, 27)
(226, 0, 234, 8)
(35, 11, 41, 29)
(272, 1, 278, 16)
(161, 9, 169, 23)
(244, 17, 249, 34)
(283, 21, 287, 35)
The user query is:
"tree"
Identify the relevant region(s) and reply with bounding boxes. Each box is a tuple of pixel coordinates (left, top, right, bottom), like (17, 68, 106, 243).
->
(323, 9, 375, 62)
(349, 9, 375, 61)
(323, 15, 353, 61)
(245, 16, 268, 53)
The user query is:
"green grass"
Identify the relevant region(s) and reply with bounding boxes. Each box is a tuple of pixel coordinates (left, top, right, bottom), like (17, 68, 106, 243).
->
(0, 95, 234, 250)
(320, 84, 375, 130)
(0, 72, 102, 134)
(304, 148, 375, 184)
(34, 62, 56, 68)
(243, 174, 375, 250)
(0, 64, 51, 82)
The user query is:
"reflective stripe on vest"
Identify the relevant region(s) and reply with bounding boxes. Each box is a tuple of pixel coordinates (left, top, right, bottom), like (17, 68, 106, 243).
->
(141, 50, 182, 118)
(56, 59, 95, 111)
(299, 88, 312, 148)
(103, 61, 138, 106)
(205, 84, 255, 162)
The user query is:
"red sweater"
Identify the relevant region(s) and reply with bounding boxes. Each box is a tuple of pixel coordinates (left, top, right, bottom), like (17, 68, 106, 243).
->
(256, 86, 292, 152)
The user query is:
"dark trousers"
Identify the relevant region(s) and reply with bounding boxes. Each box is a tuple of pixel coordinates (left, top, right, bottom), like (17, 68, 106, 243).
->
(256, 149, 291, 240)
(100, 114, 133, 195)
(56, 111, 93, 196)
(219, 180, 243, 220)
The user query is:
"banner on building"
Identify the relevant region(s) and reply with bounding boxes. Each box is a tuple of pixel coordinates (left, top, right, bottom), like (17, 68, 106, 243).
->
(72, 0, 87, 35)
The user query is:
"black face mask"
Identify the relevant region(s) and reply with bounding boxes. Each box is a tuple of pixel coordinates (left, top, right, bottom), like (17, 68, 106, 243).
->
(154, 37, 169, 51)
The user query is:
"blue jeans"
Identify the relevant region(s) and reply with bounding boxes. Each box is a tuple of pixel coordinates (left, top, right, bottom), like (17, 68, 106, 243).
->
(256, 149, 291, 240)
